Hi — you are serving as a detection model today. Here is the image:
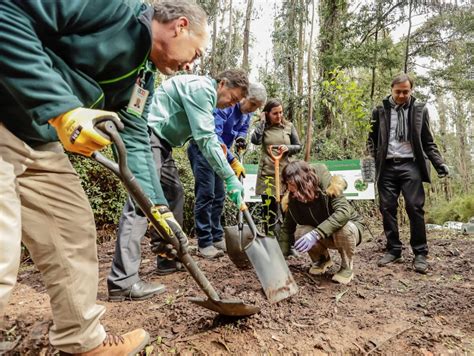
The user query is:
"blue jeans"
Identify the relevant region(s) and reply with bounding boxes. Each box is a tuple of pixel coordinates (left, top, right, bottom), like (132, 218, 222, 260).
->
(187, 142, 225, 248)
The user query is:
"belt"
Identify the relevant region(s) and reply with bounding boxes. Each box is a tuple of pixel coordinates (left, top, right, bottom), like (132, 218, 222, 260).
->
(386, 157, 414, 164)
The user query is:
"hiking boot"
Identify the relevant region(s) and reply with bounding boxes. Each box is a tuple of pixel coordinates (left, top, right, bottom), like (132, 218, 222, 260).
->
(377, 253, 404, 267)
(198, 245, 224, 259)
(213, 239, 227, 252)
(309, 256, 334, 275)
(332, 268, 354, 284)
(108, 280, 165, 302)
(413, 254, 428, 274)
(75, 328, 149, 355)
(156, 257, 183, 276)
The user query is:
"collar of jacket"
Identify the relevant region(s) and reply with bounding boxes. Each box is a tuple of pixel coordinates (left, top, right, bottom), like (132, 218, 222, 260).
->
(138, 5, 154, 51)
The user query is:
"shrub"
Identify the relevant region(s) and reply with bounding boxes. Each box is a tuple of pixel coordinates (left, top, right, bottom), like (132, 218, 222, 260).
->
(68, 149, 127, 230)
(426, 194, 474, 224)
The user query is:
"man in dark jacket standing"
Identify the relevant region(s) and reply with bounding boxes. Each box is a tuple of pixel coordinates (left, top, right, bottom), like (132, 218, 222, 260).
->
(368, 73, 449, 274)
(0, 0, 208, 354)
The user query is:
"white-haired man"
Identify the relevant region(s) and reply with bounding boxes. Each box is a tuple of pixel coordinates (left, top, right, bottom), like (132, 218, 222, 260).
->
(187, 82, 267, 258)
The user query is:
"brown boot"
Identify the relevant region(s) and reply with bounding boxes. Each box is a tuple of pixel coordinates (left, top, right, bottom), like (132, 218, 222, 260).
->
(75, 329, 149, 355)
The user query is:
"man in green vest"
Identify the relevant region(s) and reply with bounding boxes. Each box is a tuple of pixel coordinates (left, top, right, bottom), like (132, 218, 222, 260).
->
(0, 1, 208, 354)
(108, 70, 248, 296)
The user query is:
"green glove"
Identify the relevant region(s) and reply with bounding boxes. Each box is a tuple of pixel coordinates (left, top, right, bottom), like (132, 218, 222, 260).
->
(225, 175, 244, 207)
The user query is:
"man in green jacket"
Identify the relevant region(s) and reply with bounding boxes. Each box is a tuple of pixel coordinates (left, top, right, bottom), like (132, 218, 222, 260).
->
(108, 70, 248, 297)
(0, 1, 208, 354)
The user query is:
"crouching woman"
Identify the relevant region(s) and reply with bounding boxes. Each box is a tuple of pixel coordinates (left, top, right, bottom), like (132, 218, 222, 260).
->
(280, 160, 366, 284)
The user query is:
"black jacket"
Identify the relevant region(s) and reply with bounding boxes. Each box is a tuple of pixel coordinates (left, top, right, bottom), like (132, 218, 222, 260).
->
(368, 96, 445, 183)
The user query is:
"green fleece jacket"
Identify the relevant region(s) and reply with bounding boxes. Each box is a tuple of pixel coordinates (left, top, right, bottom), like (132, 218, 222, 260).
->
(0, 0, 164, 203)
(148, 75, 235, 201)
(280, 164, 365, 251)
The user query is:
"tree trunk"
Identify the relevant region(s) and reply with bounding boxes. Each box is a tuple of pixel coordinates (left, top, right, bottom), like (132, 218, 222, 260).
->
(304, 0, 316, 162)
(210, 12, 218, 75)
(296, 0, 306, 138)
(227, 0, 233, 54)
(454, 95, 471, 193)
(242, 0, 253, 71)
(286, 0, 297, 124)
(404, 0, 413, 73)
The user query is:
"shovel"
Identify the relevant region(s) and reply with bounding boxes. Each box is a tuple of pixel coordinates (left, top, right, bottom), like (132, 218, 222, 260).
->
(224, 152, 298, 303)
(224, 150, 253, 269)
(92, 121, 259, 317)
(267, 145, 285, 204)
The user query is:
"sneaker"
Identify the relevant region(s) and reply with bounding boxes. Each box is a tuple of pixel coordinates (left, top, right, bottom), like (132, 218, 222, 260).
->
(108, 280, 166, 302)
(198, 245, 224, 259)
(332, 268, 354, 284)
(213, 239, 227, 252)
(75, 328, 149, 355)
(156, 257, 183, 276)
(413, 254, 428, 274)
(309, 256, 334, 275)
(377, 253, 404, 267)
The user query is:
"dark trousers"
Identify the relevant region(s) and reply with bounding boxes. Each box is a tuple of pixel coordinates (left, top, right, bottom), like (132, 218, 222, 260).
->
(107, 132, 184, 289)
(187, 142, 225, 248)
(378, 160, 428, 257)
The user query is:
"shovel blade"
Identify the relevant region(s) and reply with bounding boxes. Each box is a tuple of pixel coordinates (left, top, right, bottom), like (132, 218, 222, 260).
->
(189, 297, 260, 317)
(245, 235, 298, 303)
(224, 225, 253, 269)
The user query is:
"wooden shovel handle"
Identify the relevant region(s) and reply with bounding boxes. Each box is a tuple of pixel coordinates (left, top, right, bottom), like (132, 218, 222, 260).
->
(267, 145, 284, 202)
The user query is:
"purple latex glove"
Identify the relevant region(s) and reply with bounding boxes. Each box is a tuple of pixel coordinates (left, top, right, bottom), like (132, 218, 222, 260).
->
(294, 229, 320, 253)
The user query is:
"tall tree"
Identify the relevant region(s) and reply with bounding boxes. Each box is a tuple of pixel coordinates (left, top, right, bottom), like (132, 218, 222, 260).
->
(242, 0, 253, 71)
(403, 0, 413, 73)
(304, 0, 315, 161)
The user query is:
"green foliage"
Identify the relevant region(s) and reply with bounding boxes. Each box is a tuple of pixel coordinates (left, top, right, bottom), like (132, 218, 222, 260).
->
(426, 194, 474, 224)
(172, 147, 195, 234)
(317, 68, 371, 159)
(68, 148, 127, 228)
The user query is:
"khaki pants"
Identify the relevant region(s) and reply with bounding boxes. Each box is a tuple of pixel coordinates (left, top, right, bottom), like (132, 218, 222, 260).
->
(295, 222, 359, 270)
(0, 124, 105, 353)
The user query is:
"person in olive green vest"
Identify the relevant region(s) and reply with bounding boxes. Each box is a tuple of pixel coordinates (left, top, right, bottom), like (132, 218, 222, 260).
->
(280, 161, 366, 285)
(251, 99, 301, 234)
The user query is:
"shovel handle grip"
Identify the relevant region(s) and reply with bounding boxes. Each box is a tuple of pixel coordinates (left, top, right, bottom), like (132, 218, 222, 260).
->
(267, 145, 284, 162)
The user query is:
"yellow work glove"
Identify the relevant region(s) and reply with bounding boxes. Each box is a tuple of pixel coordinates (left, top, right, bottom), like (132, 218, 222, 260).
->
(150, 205, 189, 258)
(48, 108, 123, 156)
(230, 158, 246, 178)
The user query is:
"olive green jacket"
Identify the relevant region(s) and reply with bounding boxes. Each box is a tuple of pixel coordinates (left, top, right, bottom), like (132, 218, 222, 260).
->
(0, 0, 164, 203)
(251, 121, 301, 195)
(280, 164, 366, 246)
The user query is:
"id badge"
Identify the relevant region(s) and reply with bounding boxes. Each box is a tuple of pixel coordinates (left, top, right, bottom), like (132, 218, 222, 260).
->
(127, 83, 149, 117)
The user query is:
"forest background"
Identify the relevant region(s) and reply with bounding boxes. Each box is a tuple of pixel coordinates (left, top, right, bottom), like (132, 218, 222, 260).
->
(70, 0, 473, 237)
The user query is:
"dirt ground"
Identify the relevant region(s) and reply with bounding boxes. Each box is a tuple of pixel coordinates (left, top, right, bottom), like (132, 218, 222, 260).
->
(2, 227, 473, 355)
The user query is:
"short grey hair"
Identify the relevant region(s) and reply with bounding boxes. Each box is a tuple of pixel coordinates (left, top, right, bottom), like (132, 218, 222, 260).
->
(391, 73, 414, 88)
(247, 82, 267, 103)
(215, 69, 249, 97)
(153, 1, 208, 36)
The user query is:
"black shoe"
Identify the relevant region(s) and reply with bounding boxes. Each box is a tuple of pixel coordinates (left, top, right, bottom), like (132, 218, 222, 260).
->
(108, 280, 166, 301)
(377, 253, 404, 267)
(413, 254, 428, 274)
(156, 257, 183, 276)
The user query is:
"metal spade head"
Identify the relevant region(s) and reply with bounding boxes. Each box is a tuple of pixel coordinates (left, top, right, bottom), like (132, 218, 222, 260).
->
(189, 297, 260, 317)
(224, 224, 253, 269)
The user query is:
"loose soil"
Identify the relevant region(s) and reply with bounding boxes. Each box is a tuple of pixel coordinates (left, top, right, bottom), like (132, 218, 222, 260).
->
(2, 228, 473, 355)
